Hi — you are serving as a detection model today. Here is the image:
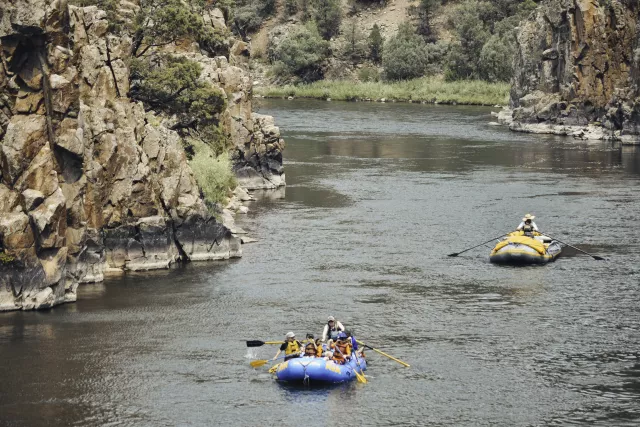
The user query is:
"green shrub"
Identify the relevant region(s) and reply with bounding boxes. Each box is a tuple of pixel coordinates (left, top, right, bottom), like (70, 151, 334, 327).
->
(342, 20, 368, 64)
(129, 55, 227, 127)
(232, 0, 277, 37)
(198, 25, 231, 57)
(315, 0, 342, 40)
(479, 34, 513, 82)
(189, 141, 237, 206)
(383, 24, 431, 80)
(131, 0, 207, 57)
(444, 1, 489, 80)
(273, 23, 329, 82)
(358, 66, 380, 82)
(0, 252, 15, 264)
(284, 0, 298, 16)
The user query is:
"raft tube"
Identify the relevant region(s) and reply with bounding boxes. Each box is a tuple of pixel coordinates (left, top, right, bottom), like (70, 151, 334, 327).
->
(490, 235, 562, 265)
(275, 356, 367, 384)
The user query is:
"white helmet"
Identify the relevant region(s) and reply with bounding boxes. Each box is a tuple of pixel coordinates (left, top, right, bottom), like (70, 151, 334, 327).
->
(328, 316, 335, 322)
(285, 332, 295, 338)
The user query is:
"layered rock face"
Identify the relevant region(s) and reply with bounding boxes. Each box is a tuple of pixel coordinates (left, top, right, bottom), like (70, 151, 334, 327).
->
(507, 0, 640, 143)
(0, 1, 284, 311)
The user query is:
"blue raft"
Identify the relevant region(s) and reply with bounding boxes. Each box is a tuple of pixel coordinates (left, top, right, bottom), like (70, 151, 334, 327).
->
(275, 356, 367, 384)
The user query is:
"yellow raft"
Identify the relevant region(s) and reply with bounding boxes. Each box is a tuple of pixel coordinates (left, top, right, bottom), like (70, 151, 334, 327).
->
(489, 232, 562, 265)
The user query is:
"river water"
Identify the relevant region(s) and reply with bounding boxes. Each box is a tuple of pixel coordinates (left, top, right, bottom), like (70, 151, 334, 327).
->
(1, 99, 640, 426)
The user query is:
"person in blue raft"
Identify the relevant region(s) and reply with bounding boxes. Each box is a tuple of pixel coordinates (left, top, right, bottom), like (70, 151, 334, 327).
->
(272, 332, 301, 361)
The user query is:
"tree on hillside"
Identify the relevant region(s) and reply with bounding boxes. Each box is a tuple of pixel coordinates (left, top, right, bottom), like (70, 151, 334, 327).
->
(315, 0, 342, 40)
(383, 23, 431, 80)
(274, 23, 330, 82)
(131, 0, 206, 57)
(368, 24, 384, 64)
(416, 0, 441, 43)
(300, 0, 313, 22)
(343, 19, 368, 64)
(444, 1, 489, 80)
(129, 55, 226, 128)
(284, 0, 298, 16)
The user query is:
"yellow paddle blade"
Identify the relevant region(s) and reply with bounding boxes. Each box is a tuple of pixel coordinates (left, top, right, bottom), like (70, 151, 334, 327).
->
(268, 363, 280, 374)
(355, 371, 367, 383)
(250, 359, 269, 368)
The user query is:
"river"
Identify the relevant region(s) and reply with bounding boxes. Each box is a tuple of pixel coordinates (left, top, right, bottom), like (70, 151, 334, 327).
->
(1, 99, 639, 426)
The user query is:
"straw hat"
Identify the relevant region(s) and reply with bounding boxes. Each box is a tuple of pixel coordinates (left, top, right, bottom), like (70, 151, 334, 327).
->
(327, 316, 335, 322)
(522, 213, 535, 221)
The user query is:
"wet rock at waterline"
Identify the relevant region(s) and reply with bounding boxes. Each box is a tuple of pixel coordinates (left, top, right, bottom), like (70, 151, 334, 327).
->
(506, 0, 640, 144)
(0, 1, 283, 311)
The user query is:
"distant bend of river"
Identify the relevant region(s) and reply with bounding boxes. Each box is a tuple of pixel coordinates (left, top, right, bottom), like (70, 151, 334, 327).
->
(1, 99, 639, 427)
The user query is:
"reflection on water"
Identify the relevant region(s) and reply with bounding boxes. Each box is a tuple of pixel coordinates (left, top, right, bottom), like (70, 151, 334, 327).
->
(1, 99, 640, 426)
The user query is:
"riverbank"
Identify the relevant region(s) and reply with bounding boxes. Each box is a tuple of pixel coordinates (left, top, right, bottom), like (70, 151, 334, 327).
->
(254, 78, 510, 106)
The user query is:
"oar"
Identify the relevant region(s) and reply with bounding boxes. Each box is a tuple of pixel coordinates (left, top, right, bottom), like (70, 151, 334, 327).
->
(334, 345, 366, 383)
(357, 340, 410, 367)
(447, 234, 507, 257)
(352, 352, 368, 383)
(246, 340, 284, 347)
(543, 234, 606, 260)
(250, 353, 289, 368)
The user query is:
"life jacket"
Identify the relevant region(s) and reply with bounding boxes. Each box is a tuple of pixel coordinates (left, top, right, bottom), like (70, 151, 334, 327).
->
(284, 340, 300, 356)
(316, 345, 323, 357)
(327, 322, 340, 340)
(331, 340, 351, 364)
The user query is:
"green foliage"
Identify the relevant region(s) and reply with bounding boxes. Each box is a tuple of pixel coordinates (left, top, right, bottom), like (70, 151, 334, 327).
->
(189, 141, 237, 207)
(416, 0, 441, 43)
(342, 20, 368, 64)
(129, 55, 227, 127)
(368, 24, 384, 64)
(315, 0, 342, 40)
(0, 251, 15, 264)
(256, 77, 510, 105)
(132, 0, 207, 57)
(273, 23, 330, 82)
(284, 0, 299, 16)
(444, 1, 489, 80)
(232, 0, 277, 37)
(358, 66, 380, 82)
(300, 0, 313, 22)
(383, 24, 431, 81)
(198, 25, 231, 57)
(479, 33, 514, 82)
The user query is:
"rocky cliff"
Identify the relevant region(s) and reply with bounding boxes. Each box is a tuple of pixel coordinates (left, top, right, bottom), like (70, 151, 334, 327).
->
(504, 0, 640, 143)
(0, 0, 285, 311)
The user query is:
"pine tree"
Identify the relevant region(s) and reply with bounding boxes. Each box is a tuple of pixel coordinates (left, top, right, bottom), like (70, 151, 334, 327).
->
(417, 0, 440, 43)
(368, 23, 384, 63)
(315, 0, 342, 40)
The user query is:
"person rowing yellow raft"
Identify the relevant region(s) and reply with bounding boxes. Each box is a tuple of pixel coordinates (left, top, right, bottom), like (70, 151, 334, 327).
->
(490, 214, 562, 265)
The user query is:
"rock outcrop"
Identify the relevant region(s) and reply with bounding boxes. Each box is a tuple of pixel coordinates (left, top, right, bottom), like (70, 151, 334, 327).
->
(505, 0, 640, 144)
(0, 0, 283, 311)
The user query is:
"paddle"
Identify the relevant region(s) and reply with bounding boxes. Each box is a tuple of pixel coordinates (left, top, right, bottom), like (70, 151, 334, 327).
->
(543, 234, 606, 261)
(447, 234, 507, 257)
(246, 340, 284, 347)
(352, 352, 368, 384)
(250, 354, 288, 368)
(334, 345, 367, 383)
(356, 340, 410, 367)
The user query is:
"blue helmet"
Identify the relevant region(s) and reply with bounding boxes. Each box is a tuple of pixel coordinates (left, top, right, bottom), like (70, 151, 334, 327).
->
(337, 332, 347, 340)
